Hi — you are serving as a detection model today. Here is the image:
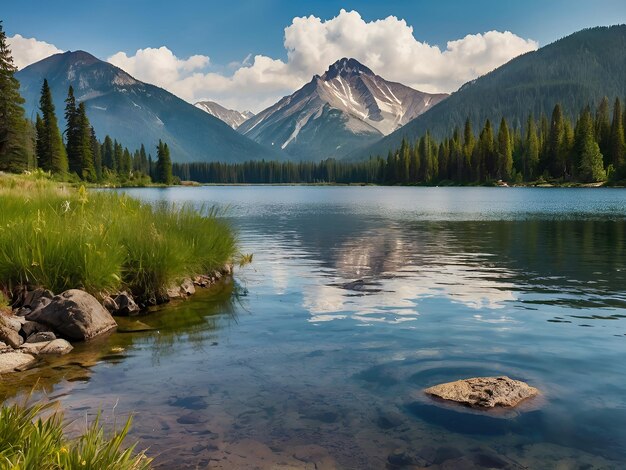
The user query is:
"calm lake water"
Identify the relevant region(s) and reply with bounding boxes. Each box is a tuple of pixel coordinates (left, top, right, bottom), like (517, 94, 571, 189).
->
(3, 186, 626, 469)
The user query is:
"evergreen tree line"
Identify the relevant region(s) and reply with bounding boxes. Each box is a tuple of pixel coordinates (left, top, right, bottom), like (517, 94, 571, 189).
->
(174, 98, 626, 185)
(0, 21, 172, 184)
(35, 81, 173, 184)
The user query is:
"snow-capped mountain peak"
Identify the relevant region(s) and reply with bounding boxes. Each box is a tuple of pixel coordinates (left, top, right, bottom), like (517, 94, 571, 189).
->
(238, 58, 448, 161)
(322, 57, 374, 80)
(194, 101, 255, 129)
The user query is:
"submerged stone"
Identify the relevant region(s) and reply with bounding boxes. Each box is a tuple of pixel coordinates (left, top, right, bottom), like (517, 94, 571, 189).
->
(424, 376, 539, 409)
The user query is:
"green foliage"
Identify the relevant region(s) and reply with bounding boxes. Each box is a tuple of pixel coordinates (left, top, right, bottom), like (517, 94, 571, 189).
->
(0, 174, 236, 300)
(0, 21, 31, 173)
(155, 140, 172, 185)
(175, 98, 624, 186)
(36, 79, 68, 174)
(361, 25, 626, 160)
(0, 399, 151, 469)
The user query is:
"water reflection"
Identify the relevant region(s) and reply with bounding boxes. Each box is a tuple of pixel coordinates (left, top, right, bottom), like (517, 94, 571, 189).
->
(241, 215, 626, 327)
(0, 281, 237, 402)
(4, 187, 626, 469)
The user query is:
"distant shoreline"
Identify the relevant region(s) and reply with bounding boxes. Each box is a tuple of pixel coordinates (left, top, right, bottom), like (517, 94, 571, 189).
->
(102, 181, 623, 189)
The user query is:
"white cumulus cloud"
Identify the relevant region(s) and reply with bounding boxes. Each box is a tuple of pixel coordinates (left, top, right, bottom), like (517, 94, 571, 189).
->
(106, 10, 537, 112)
(108, 46, 210, 91)
(7, 34, 63, 69)
(9, 9, 538, 113)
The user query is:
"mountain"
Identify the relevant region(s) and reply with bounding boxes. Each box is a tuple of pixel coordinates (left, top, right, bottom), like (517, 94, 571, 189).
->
(354, 25, 626, 159)
(237, 58, 448, 161)
(194, 100, 254, 129)
(16, 51, 281, 163)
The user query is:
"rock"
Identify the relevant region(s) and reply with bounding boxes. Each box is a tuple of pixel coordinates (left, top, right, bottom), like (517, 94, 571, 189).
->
(193, 275, 209, 287)
(167, 285, 183, 299)
(39, 339, 73, 355)
(26, 289, 117, 341)
(113, 292, 140, 315)
(176, 412, 208, 425)
(117, 320, 156, 333)
(180, 278, 195, 296)
(387, 449, 427, 467)
(15, 307, 31, 317)
(19, 341, 51, 355)
(0, 341, 11, 353)
(19, 297, 52, 318)
(0, 352, 35, 373)
(0, 317, 24, 348)
(2, 315, 24, 332)
(102, 296, 118, 313)
(424, 376, 539, 409)
(23, 288, 54, 308)
(26, 331, 56, 343)
(21, 320, 51, 337)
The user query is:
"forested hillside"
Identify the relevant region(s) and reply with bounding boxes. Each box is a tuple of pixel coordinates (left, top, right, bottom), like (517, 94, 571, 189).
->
(356, 25, 626, 160)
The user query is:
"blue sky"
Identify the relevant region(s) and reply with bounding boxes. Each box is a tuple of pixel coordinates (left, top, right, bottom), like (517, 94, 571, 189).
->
(4, 1, 626, 111)
(4, 0, 625, 61)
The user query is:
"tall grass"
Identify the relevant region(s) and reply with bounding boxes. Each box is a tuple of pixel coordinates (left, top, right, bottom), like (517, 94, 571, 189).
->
(0, 399, 151, 469)
(0, 173, 236, 300)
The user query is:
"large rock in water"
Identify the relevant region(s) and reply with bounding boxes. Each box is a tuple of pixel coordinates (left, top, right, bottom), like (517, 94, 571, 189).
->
(26, 289, 117, 341)
(424, 376, 539, 409)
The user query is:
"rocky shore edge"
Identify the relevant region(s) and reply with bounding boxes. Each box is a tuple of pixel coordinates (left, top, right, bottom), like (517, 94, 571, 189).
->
(0, 266, 233, 375)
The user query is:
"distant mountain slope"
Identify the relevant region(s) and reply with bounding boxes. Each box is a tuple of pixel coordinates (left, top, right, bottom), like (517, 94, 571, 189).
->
(238, 58, 447, 161)
(16, 51, 281, 162)
(354, 25, 626, 159)
(194, 100, 254, 129)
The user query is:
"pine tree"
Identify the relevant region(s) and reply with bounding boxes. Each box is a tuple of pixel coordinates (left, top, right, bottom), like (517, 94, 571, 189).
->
(73, 102, 95, 181)
(113, 141, 123, 176)
(409, 140, 420, 182)
(523, 115, 539, 180)
(90, 127, 101, 180)
(120, 147, 131, 178)
(497, 117, 513, 180)
(595, 96, 611, 163)
(577, 106, 606, 182)
(64, 86, 82, 175)
(0, 21, 31, 172)
(478, 119, 495, 181)
(155, 140, 173, 184)
(36, 79, 68, 173)
(609, 97, 625, 174)
(546, 104, 566, 178)
(139, 144, 148, 174)
(102, 135, 115, 172)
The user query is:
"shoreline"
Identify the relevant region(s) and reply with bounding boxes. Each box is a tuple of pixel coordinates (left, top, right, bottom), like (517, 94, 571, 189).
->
(0, 265, 234, 375)
(96, 181, 624, 189)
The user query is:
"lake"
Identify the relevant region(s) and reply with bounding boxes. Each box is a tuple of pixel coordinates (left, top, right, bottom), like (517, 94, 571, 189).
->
(3, 186, 626, 469)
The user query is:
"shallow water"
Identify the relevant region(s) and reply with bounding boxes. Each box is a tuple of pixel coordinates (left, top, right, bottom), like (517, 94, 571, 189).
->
(4, 186, 626, 469)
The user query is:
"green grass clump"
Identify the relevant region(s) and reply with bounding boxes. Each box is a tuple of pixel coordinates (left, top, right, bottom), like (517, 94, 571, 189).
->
(0, 173, 236, 300)
(0, 400, 151, 469)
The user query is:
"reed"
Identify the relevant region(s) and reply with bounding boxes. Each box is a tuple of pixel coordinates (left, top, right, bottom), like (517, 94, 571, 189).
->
(0, 172, 236, 300)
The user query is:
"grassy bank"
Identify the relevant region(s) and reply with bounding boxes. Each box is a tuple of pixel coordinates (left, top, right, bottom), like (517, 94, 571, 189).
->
(0, 172, 236, 302)
(0, 399, 151, 469)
